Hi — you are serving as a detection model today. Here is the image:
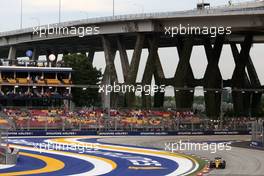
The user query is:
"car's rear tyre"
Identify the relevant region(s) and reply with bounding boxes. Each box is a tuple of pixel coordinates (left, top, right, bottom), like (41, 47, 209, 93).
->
(209, 161, 214, 168)
(221, 161, 226, 169)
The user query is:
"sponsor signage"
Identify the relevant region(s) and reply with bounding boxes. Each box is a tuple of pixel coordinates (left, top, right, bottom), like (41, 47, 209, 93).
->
(5, 130, 251, 136)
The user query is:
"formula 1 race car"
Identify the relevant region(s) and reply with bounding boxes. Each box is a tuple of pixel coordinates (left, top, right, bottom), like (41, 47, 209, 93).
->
(209, 157, 226, 169)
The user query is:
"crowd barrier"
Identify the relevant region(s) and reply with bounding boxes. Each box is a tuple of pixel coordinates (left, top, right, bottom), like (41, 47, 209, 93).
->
(4, 130, 251, 137)
(251, 120, 264, 148)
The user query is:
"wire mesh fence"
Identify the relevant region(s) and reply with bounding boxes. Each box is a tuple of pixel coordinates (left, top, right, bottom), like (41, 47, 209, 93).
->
(252, 120, 264, 145)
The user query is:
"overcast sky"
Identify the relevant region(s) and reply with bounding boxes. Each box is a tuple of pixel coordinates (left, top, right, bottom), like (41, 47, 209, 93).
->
(0, 0, 263, 95)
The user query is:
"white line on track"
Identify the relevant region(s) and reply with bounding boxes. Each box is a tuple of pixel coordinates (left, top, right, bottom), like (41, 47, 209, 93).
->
(11, 145, 115, 176)
(46, 137, 199, 176)
(0, 164, 15, 169)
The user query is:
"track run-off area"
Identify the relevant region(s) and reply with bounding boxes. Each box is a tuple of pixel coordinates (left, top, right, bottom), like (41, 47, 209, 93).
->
(0, 136, 206, 176)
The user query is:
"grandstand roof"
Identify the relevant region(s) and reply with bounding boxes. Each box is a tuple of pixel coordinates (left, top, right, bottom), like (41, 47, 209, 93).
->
(0, 66, 72, 73)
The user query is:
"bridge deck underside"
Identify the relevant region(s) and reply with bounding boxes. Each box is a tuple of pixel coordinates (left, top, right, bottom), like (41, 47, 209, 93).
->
(0, 31, 264, 57)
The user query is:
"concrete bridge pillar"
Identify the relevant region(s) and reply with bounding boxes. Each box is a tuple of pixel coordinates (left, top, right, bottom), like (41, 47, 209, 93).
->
(153, 75, 165, 108)
(174, 37, 195, 110)
(203, 35, 224, 119)
(141, 38, 154, 108)
(101, 35, 118, 108)
(125, 34, 145, 107)
(246, 54, 262, 117)
(87, 49, 95, 64)
(152, 44, 165, 108)
(117, 37, 130, 107)
(251, 91, 262, 117)
(231, 35, 253, 117)
(140, 36, 165, 108)
(117, 37, 129, 83)
(8, 46, 17, 66)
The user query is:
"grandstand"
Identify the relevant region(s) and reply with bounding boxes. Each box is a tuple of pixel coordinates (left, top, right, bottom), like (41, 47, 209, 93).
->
(0, 107, 253, 132)
(0, 55, 74, 164)
(0, 56, 75, 129)
(0, 65, 72, 107)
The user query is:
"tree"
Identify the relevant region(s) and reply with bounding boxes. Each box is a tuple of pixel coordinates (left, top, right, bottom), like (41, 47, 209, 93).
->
(63, 54, 102, 107)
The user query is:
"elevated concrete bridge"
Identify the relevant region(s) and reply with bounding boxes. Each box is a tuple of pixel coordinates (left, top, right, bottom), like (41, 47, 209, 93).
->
(1, 4, 264, 118)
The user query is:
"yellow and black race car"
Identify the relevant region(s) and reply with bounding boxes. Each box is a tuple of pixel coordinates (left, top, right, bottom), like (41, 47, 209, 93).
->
(209, 157, 226, 169)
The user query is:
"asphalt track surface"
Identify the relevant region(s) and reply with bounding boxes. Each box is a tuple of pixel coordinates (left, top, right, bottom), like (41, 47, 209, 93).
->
(99, 135, 264, 176)
(1, 135, 263, 176)
(1, 136, 206, 176)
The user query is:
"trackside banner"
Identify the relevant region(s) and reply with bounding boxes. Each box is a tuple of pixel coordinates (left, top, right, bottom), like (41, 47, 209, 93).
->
(4, 130, 251, 136)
